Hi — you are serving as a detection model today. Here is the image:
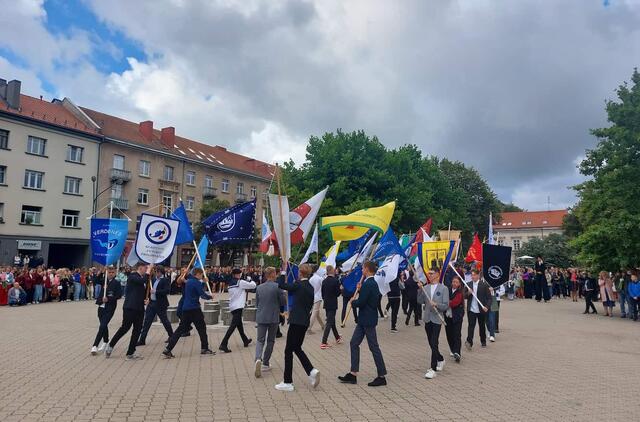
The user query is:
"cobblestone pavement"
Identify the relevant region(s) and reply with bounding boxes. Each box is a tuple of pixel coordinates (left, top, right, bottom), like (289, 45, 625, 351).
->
(1, 296, 639, 421)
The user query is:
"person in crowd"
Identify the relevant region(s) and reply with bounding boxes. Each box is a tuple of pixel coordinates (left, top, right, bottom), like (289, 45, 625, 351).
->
(321, 265, 343, 348)
(583, 272, 598, 314)
(219, 268, 256, 353)
(404, 271, 421, 326)
(400, 270, 409, 315)
(254, 267, 286, 377)
(8, 281, 26, 306)
(338, 261, 387, 388)
(163, 268, 215, 358)
(138, 266, 174, 346)
(386, 272, 402, 332)
(534, 256, 550, 302)
(307, 267, 325, 335)
(627, 273, 640, 321)
(91, 266, 122, 355)
(487, 284, 505, 342)
(444, 276, 464, 363)
(616, 271, 630, 318)
(598, 271, 615, 317)
(275, 263, 320, 392)
(417, 268, 449, 380)
(340, 271, 357, 326)
(105, 262, 150, 360)
(465, 269, 491, 350)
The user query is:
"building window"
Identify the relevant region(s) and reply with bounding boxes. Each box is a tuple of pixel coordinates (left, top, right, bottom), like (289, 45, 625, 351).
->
(0, 129, 9, 149)
(513, 239, 521, 250)
(66, 145, 84, 163)
(250, 186, 257, 198)
(186, 171, 196, 186)
(61, 209, 80, 228)
(24, 170, 44, 190)
(186, 196, 195, 211)
(162, 193, 173, 217)
(139, 160, 150, 177)
(221, 179, 229, 193)
(163, 166, 174, 181)
(64, 176, 81, 194)
(113, 154, 125, 170)
(0, 202, 4, 222)
(138, 188, 149, 205)
(26, 136, 46, 156)
(236, 182, 244, 194)
(0, 165, 6, 184)
(498, 238, 504, 246)
(21, 205, 42, 225)
(205, 175, 213, 188)
(111, 183, 123, 199)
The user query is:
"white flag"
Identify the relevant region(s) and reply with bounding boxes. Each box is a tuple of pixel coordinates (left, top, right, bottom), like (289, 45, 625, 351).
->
(134, 214, 180, 264)
(126, 242, 139, 267)
(300, 224, 318, 265)
(375, 254, 401, 296)
(340, 232, 378, 272)
(268, 194, 291, 262)
(413, 256, 428, 284)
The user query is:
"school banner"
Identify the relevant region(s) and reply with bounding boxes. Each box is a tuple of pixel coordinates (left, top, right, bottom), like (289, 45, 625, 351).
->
(134, 214, 180, 264)
(482, 243, 512, 288)
(417, 240, 455, 282)
(90, 218, 128, 265)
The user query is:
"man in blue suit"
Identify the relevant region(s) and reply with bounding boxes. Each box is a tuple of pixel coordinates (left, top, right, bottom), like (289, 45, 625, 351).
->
(138, 266, 174, 346)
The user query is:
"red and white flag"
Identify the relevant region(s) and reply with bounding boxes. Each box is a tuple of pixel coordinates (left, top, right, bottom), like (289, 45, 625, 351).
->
(259, 210, 272, 253)
(289, 187, 327, 245)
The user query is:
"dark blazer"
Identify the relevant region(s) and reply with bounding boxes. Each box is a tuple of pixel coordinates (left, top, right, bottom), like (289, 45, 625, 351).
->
(95, 277, 122, 312)
(352, 276, 380, 327)
(404, 277, 418, 301)
(321, 275, 341, 311)
(278, 276, 314, 327)
(465, 280, 492, 314)
(123, 271, 148, 312)
(151, 276, 171, 309)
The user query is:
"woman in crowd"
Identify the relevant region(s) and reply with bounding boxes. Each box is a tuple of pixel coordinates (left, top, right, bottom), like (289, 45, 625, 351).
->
(598, 271, 615, 317)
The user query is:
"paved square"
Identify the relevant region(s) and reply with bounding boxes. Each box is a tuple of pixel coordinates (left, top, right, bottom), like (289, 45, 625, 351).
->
(1, 297, 639, 421)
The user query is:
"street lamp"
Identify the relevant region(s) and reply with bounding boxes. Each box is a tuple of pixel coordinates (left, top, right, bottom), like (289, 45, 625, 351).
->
(92, 175, 123, 217)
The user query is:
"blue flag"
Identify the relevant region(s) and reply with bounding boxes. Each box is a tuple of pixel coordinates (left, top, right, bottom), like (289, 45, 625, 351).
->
(336, 231, 369, 262)
(91, 218, 128, 265)
(373, 228, 406, 260)
(193, 236, 209, 269)
(341, 265, 362, 294)
(171, 202, 194, 245)
(286, 263, 299, 311)
(203, 200, 256, 245)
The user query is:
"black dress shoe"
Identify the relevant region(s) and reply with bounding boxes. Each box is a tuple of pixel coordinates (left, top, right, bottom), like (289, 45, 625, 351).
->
(368, 376, 386, 387)
(243, 338, 253, 347)
(201, 349, 216, 355)
(165, 338, 170, 343)
(583, 311, 589, 314)
(405, 318, 409, 326)
(219, 346, 232, 353)
(338, 373, 357, 384)
(162, 349, 174, 359)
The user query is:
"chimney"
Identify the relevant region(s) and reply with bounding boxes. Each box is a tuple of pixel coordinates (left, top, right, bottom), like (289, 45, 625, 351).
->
(0, 79, 6, 101)
(6, 79, 21, 109)
(139, 120, 154, 141)
(160, 126, 175, 148)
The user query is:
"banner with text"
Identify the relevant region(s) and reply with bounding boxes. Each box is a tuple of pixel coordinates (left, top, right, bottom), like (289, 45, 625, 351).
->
(90, 218, 129, 265)
(134, 214, 180, 264)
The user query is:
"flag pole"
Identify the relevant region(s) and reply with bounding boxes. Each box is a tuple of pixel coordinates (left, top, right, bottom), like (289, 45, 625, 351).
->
(340, 240, 377, 327)
(275, 164, 288, 269)
(406, 259, 446, 326)
(193, 239, 214, 297)
(448, 262, 487, 310)
(102, 201, 114, 300)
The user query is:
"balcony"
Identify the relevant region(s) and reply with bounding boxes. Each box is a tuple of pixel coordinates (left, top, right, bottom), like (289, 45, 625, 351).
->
(158, 178, 181, 192)
(235, 192, 248, 203)
(203, 186, 218, 198)
(110, 168, 131, 182)
(110, 197, 129, 210)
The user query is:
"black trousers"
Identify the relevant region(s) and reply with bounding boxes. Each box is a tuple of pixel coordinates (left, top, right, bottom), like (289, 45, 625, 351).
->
(444, 317, 462, 355)
(466, 311, 486, 346)
(584, 291, 597, 313)
(535, 275, 550, 301)
(388, 298, 400, 329)
(220, 309, 248, 347)
(425, 322, 443, 370)
(406, 299, 420, 324)
(93, 306, 115, 347)
(110, 308, 144, 356)
(166, 308, 208, 351)
(284, 324, 313, 384)
(377, 295, 384, 318)
(322, 309, 340, 344)
(341, 293, 354, 323)
(401, 290, 408, 314)
(139, 301, 173, 343)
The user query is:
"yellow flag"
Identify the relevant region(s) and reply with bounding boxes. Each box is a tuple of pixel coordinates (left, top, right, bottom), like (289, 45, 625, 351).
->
(320, 201, 396, 241)
(418, 240, 455, 281)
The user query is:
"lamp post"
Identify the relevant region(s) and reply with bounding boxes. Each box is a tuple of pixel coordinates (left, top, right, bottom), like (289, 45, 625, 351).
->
(92, 176, 123, 217)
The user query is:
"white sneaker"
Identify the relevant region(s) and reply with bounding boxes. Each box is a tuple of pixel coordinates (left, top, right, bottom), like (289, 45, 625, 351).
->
(97, 342, 107, 352)
(261, 364, 272, 372)
(489, 336, 495, 342)
(308, 368, 320, 388)
(436, 360, 445, 372)
(275, 382, 294, 392)
(254, 359, 262, 378)
(91, 346, 98, 355)
(424, 369, 436, 379)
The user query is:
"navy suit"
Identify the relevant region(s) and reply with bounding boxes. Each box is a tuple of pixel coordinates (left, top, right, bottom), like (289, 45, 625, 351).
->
(139, 276, 173, 344)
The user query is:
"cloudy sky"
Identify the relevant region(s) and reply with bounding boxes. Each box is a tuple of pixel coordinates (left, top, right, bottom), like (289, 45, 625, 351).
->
(1, 0, 639, 210)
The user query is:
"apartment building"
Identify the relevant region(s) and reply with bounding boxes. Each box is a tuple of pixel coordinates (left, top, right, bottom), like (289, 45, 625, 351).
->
(0, 79, 101, 267)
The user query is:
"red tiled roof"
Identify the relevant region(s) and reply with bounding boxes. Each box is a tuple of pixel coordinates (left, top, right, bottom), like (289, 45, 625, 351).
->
(1, 94, 100, 135)
(81, 107, 275, 180)
(496, 209, 568, 229)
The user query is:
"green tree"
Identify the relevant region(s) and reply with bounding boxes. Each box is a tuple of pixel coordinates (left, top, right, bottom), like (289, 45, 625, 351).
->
(571, 69, 640, 271)
(518, 234, 575, 268)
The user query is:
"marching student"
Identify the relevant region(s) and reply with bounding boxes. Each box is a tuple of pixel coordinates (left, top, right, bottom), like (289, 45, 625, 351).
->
(308, 268, 325, 334)
(417, 268, 449, 379)
(404, 271, 421, 326)
(444, 276, 464, 363)
(338, 261, 387, 387)
(163, 268, 215, 358)
(219, 268, 256, 353)
(275, 263, 320, 392)
(321, 265, 343, 348)
(254, 267, 287, 377)
(487, 284, 505, 342)
(464, 269, 492, 350)
(91, 266, 122, 355)
(137, 266, 173, 346)
(386, 274, 402, 332)
(105, 262, 150, 360)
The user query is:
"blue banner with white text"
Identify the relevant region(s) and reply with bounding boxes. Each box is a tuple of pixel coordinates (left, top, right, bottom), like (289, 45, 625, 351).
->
(91, 218, 129, 265)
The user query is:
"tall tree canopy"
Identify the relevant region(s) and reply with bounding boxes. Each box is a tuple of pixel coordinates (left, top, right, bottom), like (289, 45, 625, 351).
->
(571, 69, 640, 271)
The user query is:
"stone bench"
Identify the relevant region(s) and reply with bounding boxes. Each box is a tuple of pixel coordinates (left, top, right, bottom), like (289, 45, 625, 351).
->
(243, 307, 257, 322)
(167, 307, 178, 323)
(203, 310, 220, 325)
(203, 302, 220, 311)
(220, 308, 232, 325)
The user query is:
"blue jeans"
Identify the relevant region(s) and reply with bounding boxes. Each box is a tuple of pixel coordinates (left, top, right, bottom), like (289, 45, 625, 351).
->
(619, 290, 628, 316)
(33, 284, 43, 302)
(94, 284, 102, 299)
(487, 311, 497, 336)
(73, 282, 82, 301)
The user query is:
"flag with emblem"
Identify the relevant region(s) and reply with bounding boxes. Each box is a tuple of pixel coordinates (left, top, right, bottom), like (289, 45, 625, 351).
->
(482, 243, 512, 288)
(202, 200, 256, 245)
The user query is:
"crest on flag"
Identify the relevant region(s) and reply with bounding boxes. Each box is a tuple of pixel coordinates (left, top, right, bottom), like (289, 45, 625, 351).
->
(135, 214, 180, 264)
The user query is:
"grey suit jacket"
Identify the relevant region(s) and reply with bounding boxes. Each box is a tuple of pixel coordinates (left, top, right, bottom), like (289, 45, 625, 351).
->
(255, 281, 286, 324)
(417, 283, 450, 325)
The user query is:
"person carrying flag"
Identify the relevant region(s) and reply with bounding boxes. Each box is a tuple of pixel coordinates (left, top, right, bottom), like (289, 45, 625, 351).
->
(219, 268, 256, 353)
(90, 266, 122, 355)
(417, 268, 450, 379)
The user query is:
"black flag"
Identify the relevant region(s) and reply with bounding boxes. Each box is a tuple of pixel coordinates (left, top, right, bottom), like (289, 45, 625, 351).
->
(482, 243, 512, 288)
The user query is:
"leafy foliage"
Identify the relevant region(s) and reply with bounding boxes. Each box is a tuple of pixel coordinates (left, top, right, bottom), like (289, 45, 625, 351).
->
(518, 233, 575, 268)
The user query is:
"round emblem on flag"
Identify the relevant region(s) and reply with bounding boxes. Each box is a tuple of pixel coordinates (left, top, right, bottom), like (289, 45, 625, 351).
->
(145, 220, 172, 245)
(217, 215, 235, 232)
(488, 265, 503, 280)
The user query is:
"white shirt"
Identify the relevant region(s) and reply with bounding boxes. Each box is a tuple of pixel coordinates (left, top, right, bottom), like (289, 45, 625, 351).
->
(470, 281, 480, 313)
(309, 273, 323, 303)
(429, 283, 437, 298)
(228, 278, 257, 311)
(151, 278, 161, 301)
